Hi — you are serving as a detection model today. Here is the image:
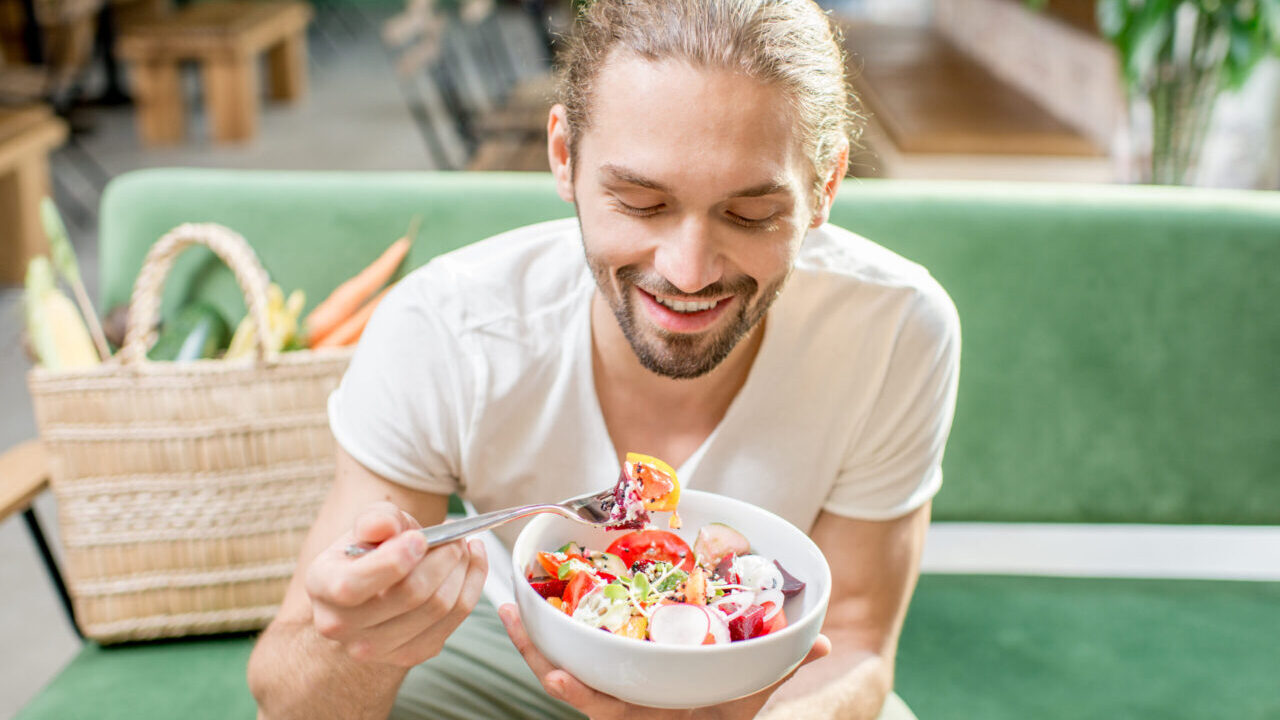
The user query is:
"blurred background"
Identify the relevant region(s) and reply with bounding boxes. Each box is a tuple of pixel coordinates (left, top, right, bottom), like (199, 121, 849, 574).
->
(0, 0, 1277, 716)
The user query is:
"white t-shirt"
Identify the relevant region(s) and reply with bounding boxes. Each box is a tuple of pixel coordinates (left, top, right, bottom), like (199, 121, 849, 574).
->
(329, 218, 960, 548)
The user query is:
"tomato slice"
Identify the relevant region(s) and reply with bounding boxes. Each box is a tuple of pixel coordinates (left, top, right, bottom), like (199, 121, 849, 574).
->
(562, 570, 600, 614)
(760, 602, 788, 636)
(606, 529, 695, 572)
(536, 550, 587, 578)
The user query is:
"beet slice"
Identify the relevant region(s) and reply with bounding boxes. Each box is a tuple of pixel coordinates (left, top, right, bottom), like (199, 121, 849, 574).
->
(774, 560, 805, 597)
(728, 604, 768, 642)
(714, 552, 738, 582)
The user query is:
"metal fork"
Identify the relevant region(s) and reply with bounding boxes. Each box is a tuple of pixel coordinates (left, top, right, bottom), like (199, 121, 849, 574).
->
(344, 486, 618, 557)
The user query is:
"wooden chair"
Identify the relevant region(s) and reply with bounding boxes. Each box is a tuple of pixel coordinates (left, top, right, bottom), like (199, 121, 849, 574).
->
(0, 102, 67, 284)
(115, 0, 312, 144)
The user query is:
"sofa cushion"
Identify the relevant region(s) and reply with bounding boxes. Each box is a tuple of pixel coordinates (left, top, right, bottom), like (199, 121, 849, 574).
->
(15, 634, 257, 720)
(896, 574, 1280, 719)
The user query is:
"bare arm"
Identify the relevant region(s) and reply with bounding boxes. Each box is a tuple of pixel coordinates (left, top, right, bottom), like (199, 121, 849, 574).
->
(758, 502, 931, 719)
(247, 447, 487, 720)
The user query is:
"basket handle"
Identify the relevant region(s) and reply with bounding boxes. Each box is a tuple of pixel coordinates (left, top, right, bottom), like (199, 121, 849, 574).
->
(120, 223, 278, 366)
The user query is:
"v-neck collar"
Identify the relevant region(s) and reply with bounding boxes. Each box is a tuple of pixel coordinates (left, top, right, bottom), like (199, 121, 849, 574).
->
(576, 279, 786, 488)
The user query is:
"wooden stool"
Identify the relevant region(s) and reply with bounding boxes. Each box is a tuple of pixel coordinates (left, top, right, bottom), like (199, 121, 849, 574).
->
(0, 104, 67, 285)
(116, 0, 312, 144)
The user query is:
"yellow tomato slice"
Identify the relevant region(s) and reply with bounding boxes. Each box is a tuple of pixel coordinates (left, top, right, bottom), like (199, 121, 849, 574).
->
(625, 452, 681, 512)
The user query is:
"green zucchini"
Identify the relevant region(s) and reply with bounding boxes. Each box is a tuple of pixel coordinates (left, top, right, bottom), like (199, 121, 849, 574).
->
(148, 302, 231, 362)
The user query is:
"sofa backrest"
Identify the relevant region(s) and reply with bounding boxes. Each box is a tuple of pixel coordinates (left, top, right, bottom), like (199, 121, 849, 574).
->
(99, 169, 1280, 526)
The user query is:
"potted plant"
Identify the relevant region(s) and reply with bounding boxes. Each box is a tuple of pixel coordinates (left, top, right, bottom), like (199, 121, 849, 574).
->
(1031, 0, 1280, 185)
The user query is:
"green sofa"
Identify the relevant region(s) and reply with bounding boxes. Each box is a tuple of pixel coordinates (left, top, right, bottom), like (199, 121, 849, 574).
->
(10, 169, 1280, 719)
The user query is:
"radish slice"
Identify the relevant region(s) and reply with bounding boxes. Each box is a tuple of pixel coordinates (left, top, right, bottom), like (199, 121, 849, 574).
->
(710, 591, 756, 622)
(705, 606, 730, 645)
(757, 589, 784, 621)
(648, 603, 711, 645)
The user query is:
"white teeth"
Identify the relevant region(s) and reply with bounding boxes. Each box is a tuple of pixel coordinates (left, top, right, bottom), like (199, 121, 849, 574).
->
(655, 296, 719, 313)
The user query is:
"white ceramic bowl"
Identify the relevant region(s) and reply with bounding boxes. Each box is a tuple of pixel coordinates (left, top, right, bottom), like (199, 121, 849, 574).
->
(510, 489, 832, 709)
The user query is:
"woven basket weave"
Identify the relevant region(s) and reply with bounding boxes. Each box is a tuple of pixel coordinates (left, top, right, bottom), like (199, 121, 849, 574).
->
(27, 223, 353, 643)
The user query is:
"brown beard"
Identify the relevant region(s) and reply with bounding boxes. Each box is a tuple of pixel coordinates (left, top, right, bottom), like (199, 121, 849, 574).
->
(584, 250, 785, 380)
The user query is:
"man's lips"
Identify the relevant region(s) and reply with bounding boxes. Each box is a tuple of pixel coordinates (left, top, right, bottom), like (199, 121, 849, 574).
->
(635, 288, 735, 333)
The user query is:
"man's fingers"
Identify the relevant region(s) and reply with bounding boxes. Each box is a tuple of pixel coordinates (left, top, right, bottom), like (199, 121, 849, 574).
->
(497, 604, 562, 680)
(800, 633, 832, 666)
(310, 529, 428, 607)
(542, 669, 611, 715)
(353, 502, 414, 545)
(384, 540, 489, 665)
(497, 605, 611, 712)
(765, 633, 833, 692)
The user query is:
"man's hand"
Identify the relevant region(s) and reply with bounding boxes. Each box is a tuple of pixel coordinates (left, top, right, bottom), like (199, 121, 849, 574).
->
(498, 603, 831, 720)
(304, 502, 488, 668)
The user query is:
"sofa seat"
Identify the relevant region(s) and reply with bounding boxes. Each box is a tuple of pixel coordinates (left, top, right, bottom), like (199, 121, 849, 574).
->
(895, 574, 1280, 719)
(17, 574, 1279, 719)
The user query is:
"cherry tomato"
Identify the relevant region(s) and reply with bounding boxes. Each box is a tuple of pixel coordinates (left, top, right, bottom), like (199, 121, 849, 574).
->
(606, 530, 695, 572)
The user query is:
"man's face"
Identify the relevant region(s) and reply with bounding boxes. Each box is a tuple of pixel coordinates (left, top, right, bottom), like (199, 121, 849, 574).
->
(564, 54, 818, 379)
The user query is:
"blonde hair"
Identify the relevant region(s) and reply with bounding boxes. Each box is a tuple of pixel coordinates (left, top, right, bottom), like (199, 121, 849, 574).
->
(555, 0, 862, 202)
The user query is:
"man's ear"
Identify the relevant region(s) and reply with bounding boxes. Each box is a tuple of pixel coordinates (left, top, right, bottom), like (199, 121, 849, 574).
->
(810, 140, 850, 228)
(547, 104, 575, 203)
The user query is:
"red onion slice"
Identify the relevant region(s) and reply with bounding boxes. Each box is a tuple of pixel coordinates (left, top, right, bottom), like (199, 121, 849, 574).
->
(757, 589, 784, 621)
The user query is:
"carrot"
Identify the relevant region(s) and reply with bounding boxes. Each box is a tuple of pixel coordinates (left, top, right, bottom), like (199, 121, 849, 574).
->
(313, 284, 394, 349)
(305, 220, 417, 346)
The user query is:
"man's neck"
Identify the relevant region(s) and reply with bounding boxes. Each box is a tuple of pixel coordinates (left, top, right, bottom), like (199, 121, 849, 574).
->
(590, 291, 765, 469)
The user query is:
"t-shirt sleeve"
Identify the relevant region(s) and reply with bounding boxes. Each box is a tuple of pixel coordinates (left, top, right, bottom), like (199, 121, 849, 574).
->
(327, 270, 472, 495)
(823, 281, 961, 520)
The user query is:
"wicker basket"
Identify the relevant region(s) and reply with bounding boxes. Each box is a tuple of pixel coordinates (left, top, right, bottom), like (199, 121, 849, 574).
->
(27, 223, 353, 643)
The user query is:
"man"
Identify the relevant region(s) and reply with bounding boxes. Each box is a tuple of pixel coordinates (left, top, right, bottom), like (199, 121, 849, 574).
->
(248, 1, 959, 718)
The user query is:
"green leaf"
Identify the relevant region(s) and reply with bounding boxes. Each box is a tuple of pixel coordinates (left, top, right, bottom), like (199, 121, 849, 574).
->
(632, 572, 650, 598)
(1261, 0, 1280, 44)
(654, 569, 688, 594)
(557, 563, 573, 580)
(603, 583, 628, 601)
(1129, 9, 1175, 86)
(41, 198, 81, 287)
(1098, 0, 1132, 40)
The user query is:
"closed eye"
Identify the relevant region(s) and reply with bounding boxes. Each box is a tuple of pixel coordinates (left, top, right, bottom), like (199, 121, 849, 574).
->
(613, 199, 664, 217)
(726, 211, 778, 230)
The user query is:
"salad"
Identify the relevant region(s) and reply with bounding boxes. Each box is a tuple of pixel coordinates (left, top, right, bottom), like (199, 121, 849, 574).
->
(602, 452, 682, 530)
(527, 454, 805, 645)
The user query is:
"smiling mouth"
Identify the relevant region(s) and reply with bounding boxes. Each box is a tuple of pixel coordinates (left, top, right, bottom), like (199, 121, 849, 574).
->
(651, 295, 722, 314)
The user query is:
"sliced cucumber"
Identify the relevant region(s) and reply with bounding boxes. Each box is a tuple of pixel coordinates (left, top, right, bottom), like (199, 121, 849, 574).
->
(693, 523, 750, 566)
(587, 551, 628, 577)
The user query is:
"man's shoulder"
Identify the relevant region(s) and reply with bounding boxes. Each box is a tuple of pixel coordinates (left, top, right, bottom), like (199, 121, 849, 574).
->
(798, 223, 936, 290)
(398, 217, 590, 332)
(790, 223, 958, 340)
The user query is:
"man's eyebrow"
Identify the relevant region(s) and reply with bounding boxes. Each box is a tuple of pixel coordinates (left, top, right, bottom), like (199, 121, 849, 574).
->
(599, 164, 793, 199)
(599, 164, 670, 193)
(729, 180, 791, 199)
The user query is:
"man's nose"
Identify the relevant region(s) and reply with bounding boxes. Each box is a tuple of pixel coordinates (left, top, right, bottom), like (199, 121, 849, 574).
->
(653, 217, 724, 294)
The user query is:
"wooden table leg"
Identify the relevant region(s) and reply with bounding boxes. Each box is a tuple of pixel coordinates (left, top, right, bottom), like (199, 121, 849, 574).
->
(130, 59, 186, 145)
(202, 55, 259, 142)
(0, 154, 52, 284)
(268, 31, 308, 102)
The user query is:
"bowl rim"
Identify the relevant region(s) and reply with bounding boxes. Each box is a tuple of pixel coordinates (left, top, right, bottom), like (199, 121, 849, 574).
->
(510, 488, 833, 655)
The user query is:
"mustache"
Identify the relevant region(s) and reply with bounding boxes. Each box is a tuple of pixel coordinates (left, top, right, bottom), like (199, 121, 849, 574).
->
(616, 265, 758, 300)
